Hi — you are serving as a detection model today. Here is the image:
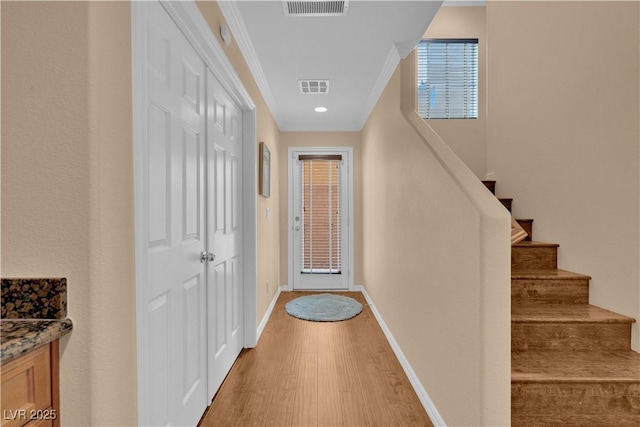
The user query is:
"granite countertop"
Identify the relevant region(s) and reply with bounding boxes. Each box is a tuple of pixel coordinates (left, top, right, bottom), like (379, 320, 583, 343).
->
(1, 278, 74, 365)
(1, 319, 73, 364)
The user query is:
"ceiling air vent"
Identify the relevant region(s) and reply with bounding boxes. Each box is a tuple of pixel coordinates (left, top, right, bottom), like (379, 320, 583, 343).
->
(284, 1, 349, 17)
(299, 80, 330, 95)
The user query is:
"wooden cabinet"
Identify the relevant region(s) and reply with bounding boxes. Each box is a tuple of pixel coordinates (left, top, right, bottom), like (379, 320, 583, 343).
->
(1, 341, 60, 427)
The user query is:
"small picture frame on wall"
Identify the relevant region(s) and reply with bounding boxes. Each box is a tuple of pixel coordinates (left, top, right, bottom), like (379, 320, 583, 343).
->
(259, 142, 270, 197)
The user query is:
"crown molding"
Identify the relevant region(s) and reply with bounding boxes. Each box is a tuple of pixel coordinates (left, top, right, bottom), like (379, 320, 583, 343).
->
(218, 1, 283, 127)
(358, 44, 401, 129)
(442, 0, 486, 6)
(395, 42, 416, 59)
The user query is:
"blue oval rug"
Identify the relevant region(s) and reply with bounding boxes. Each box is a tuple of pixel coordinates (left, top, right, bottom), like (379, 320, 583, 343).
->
(285, 294, 363, 322)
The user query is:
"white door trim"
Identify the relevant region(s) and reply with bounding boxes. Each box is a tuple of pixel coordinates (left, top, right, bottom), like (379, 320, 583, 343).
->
(287, 147, 354, 292)
(132, 1, 258, 424)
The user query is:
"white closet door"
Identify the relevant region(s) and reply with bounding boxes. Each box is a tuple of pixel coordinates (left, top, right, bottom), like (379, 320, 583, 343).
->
(206, 70, 244, 399)
(144, 2, 207, 425)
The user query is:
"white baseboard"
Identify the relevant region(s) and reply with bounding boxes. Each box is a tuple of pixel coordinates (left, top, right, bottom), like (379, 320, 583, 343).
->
(280, 285, 356, 292)
(257, 286, 281, 342)
(357, 286, 447, 427)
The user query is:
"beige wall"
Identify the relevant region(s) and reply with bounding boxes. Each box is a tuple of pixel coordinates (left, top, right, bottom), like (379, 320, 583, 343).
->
(361, 55, 510, 425)
(4, 2, 96, 425)
(2, 2, 138, 424)
(487, 0, 640, 350)
(86, 2, 138, 424)
(278, 132, 362, 287)
(2, 1, 281, 425)
(423, 6, 487, 178)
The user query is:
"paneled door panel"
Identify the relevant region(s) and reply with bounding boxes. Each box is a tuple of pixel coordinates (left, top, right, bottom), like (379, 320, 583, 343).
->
(144, 2, 207, 425)
(147, 102, 171, 247)
(147, 293, 169, 426)
(206, 70, 244, 400)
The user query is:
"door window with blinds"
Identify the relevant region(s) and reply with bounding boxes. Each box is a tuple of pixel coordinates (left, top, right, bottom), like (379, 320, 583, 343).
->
(299, 155, 342, 274)
(417, 39, 478, 119)
(290, 149, 351, 290)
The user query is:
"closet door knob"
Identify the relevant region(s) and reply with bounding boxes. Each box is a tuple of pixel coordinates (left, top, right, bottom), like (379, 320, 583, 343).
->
(200, 252, 215, 263)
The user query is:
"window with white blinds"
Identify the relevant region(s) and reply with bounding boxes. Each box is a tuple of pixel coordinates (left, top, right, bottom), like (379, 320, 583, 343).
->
(299, 156, 342, 274)
(417, 39, 478, 119)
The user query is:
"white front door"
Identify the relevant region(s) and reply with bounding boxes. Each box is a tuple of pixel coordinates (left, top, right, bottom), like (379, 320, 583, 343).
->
(290, 148, 352, 290)
(142, 2, 208, 425)
(206, 70, 244, 399)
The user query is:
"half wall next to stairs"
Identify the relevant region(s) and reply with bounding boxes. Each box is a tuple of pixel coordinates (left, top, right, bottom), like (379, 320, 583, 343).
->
(360, 52, 511, 426)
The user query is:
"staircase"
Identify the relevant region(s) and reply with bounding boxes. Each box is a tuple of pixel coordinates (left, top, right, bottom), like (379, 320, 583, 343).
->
(483, 180, 640, 426)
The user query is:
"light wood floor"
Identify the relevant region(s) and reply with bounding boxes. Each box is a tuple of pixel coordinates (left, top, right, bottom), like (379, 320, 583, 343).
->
(199, 291, 433, 427)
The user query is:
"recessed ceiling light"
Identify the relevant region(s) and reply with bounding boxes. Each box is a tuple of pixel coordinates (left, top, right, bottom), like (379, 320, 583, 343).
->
(314, 107, 328, 113)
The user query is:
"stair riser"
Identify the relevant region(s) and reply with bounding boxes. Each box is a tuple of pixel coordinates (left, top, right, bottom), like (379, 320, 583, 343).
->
(516, 219, 533, 241)
(512, 246, 557, 269)
(482, 180, 496, 195)
(512, 382, 640, 417)
(512, 279, 589, 305)
(512, 323, 632, 351)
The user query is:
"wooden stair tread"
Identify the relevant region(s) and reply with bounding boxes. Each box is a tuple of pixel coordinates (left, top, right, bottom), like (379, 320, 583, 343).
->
(512, 268, 591, 280)
(512, 350, 640, 383)
(512, 241, 559, 248)
(512, 414, 640, 427)
(494, 175, 640, 423)
(512, 304, 636, 324)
